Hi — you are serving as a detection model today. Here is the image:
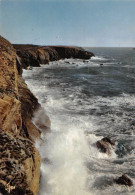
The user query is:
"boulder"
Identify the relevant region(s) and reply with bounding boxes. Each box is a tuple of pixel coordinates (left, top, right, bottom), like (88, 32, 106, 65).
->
(96, 137, 115, 155)
(115, 174, 133, 187)
(102, 137, 115, 146)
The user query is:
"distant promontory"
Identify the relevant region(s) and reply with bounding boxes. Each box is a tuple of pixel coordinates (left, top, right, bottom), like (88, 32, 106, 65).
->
(13, 44, 94, 70)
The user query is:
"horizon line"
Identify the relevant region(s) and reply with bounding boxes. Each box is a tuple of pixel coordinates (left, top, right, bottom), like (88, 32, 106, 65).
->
(12, 43, 135, 48)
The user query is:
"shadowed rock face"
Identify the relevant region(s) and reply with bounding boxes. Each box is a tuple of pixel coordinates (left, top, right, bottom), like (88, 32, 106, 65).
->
(50, 46, 93, 59)
(0, 35, 41, 194)
(13, 44, 94, 69)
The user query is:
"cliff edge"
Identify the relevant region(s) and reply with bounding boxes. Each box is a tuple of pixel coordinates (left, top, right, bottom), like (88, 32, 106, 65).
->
(0, 35, 94, 195)
(13, 44, 94, 69)
(0, 35, 41, 195)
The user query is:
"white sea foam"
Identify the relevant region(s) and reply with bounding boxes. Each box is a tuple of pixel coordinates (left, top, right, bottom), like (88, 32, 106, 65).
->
(23, 70, 112, 195)
(23, 59, 135, 195)
(90, 56, 108, 61)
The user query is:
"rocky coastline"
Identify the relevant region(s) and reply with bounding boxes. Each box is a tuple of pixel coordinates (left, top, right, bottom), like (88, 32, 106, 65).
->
(13, 44, 94, 69)
(0, 35, 94, 195)
(0, 35, 42, 195)
(0, 35, 133, 194)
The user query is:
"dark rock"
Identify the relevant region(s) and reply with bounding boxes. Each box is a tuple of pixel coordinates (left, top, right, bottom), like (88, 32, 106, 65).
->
(37, 49, 49, 64)
(102, 137, 115, 146)
(16, 54, 22, 75)
(51, 46, 94, 60)
(96, 137, 115, 155)
(115, 174, 133, 187)
(16, 49, 40, 69)
(100, 63, 103, 66)
(13, 44, 94, 69)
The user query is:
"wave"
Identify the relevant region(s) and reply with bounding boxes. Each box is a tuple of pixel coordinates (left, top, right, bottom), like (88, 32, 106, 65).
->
(23, 61, 135, 195)
(90, 56, 109, 61)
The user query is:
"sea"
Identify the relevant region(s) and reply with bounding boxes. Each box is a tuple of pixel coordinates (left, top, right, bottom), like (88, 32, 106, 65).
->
(23, 47, 135, 195)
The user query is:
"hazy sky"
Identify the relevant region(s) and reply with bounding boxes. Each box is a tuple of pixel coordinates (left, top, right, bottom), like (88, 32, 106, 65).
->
(0, 0, 135, 47)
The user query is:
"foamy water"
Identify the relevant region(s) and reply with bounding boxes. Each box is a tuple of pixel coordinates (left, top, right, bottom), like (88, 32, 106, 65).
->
(23, 47, 135, 195)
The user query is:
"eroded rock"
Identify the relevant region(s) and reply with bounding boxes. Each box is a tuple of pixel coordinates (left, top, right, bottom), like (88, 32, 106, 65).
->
(0, 130, 41, 195)
(0, 35, 41, 194)
(96, 137, 115, 155)
(115, 174, 133, 187)
(13, 44, 94, 69)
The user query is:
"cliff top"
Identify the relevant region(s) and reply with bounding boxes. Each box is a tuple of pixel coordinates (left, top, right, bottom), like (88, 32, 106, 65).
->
(13, 44, 85, 51)
(0, 35, 14, 51)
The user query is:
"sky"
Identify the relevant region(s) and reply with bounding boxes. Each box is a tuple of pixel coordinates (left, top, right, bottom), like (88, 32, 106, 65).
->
(0, 0, 135, 47)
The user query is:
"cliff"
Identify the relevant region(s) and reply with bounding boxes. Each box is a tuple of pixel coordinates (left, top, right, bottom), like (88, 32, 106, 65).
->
(13, 44, 94, 69)
(0, 35, 94, 195)
(0, 35, 41, 195)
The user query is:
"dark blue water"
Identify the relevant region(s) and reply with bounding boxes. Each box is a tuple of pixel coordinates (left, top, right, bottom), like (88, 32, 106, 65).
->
(23, 47, 135, 195)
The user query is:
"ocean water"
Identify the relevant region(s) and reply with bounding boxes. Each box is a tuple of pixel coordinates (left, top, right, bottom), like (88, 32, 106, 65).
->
(23, 47, 135, 195)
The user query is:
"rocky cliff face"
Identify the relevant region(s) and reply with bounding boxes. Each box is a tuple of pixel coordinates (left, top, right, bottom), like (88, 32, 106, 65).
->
(0, 36, 94, 195)
(13, 44, 94, 69)
(0, 35, 41, 195)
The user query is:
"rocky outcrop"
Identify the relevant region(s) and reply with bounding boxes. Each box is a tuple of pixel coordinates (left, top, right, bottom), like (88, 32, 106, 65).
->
(0, 35, 41, 194)
(0, 35, 94, 194)
(115, 174, 133, 187)
(50, 46, 93, 59)
(13, 44, 94, 69)
(96, 137, 115, 155)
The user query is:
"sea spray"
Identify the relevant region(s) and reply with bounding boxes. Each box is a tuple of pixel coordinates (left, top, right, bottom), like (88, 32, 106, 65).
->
(35, 128, 94, 195)
(23, 64, 117, 195)
(33, 107, 51, 132)
(33, 98, 113, 195)
(23, 48, 135, 194)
